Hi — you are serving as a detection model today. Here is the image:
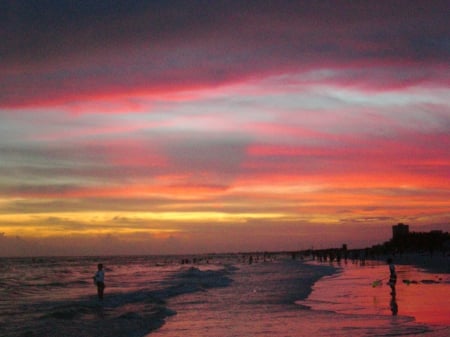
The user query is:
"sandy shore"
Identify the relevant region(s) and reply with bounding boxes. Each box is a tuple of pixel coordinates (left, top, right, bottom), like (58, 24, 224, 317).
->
(304, 258, 450, 335)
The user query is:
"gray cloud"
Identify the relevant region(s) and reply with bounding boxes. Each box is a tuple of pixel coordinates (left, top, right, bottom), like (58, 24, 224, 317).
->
(1, 1, 448, 107)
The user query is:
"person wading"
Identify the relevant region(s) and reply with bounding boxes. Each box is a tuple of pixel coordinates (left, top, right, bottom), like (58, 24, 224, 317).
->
(93, 263, 105, 300)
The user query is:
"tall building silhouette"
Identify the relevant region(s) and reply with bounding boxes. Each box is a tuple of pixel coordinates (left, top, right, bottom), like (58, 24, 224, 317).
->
(392, 223, 409, 240)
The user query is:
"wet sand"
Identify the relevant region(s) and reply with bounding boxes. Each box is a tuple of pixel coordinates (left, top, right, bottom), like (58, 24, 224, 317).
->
(151, 258, 449, 337)
(302, 259, 450, 334)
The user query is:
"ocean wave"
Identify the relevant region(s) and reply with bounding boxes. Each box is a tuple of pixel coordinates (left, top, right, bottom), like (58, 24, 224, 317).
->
(1, 263, 235, 337)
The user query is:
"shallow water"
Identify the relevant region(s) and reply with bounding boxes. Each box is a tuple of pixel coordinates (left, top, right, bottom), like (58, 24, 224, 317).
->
(0, 255, 448, 337)
(0, 255, 233, 337)
(150, 258, 336, 337)
(151, 259, 450, 337)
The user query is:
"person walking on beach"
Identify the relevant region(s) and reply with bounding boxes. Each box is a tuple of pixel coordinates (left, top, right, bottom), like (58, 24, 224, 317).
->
(387, 258, 397, 296)
(93, 263, 105, 300)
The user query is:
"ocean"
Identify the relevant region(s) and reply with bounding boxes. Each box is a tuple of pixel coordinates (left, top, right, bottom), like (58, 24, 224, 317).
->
(0, 254, 448, 337)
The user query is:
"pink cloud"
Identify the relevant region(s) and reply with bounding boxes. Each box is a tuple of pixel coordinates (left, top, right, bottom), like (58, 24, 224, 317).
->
(243, 129, 450, 187)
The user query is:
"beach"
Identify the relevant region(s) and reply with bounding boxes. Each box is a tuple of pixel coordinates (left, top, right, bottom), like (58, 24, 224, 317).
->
(150, 256, 450, 337)
(303, 258, 450, 328)
(0, 254, 449, 337)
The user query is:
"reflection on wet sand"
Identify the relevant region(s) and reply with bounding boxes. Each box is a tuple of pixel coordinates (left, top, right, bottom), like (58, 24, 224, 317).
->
(390, 294, 398, 315)
(303, 261, 450, 326)
(387, 258, 398, 316)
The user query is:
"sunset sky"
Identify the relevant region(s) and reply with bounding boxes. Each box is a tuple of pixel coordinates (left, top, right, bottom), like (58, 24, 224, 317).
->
(1, 1, 449, 256)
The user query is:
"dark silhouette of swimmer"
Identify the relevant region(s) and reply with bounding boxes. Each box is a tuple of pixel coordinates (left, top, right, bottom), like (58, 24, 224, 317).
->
(93, 263, 105, 300)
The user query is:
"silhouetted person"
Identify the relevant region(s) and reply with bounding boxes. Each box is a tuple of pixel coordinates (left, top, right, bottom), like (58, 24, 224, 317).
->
(387, 258, 397, 296)
(93, 263, 105, 300)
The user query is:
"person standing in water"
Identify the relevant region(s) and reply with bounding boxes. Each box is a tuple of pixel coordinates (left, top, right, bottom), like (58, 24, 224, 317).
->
(387, 258, 397, 296)
(93, 263, 105, 300)
(387, 258, 398, 315)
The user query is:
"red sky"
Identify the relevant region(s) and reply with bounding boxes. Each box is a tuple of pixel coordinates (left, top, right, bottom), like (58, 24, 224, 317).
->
(0, 1, 449, 256)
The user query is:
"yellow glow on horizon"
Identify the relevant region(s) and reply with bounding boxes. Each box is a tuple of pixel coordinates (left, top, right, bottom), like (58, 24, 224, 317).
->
(0, 210, 287, 222)
(0, 225, 180, 238)
(0, 210, 288, 237)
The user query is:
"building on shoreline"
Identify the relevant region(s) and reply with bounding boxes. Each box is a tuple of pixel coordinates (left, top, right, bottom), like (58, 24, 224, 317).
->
(392, 223, 409, 240)
(387, 223, 450, 256)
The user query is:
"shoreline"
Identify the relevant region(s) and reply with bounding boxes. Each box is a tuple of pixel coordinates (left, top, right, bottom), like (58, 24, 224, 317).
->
(305, 255, 450, 328)
(370, 252, 450, 274)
